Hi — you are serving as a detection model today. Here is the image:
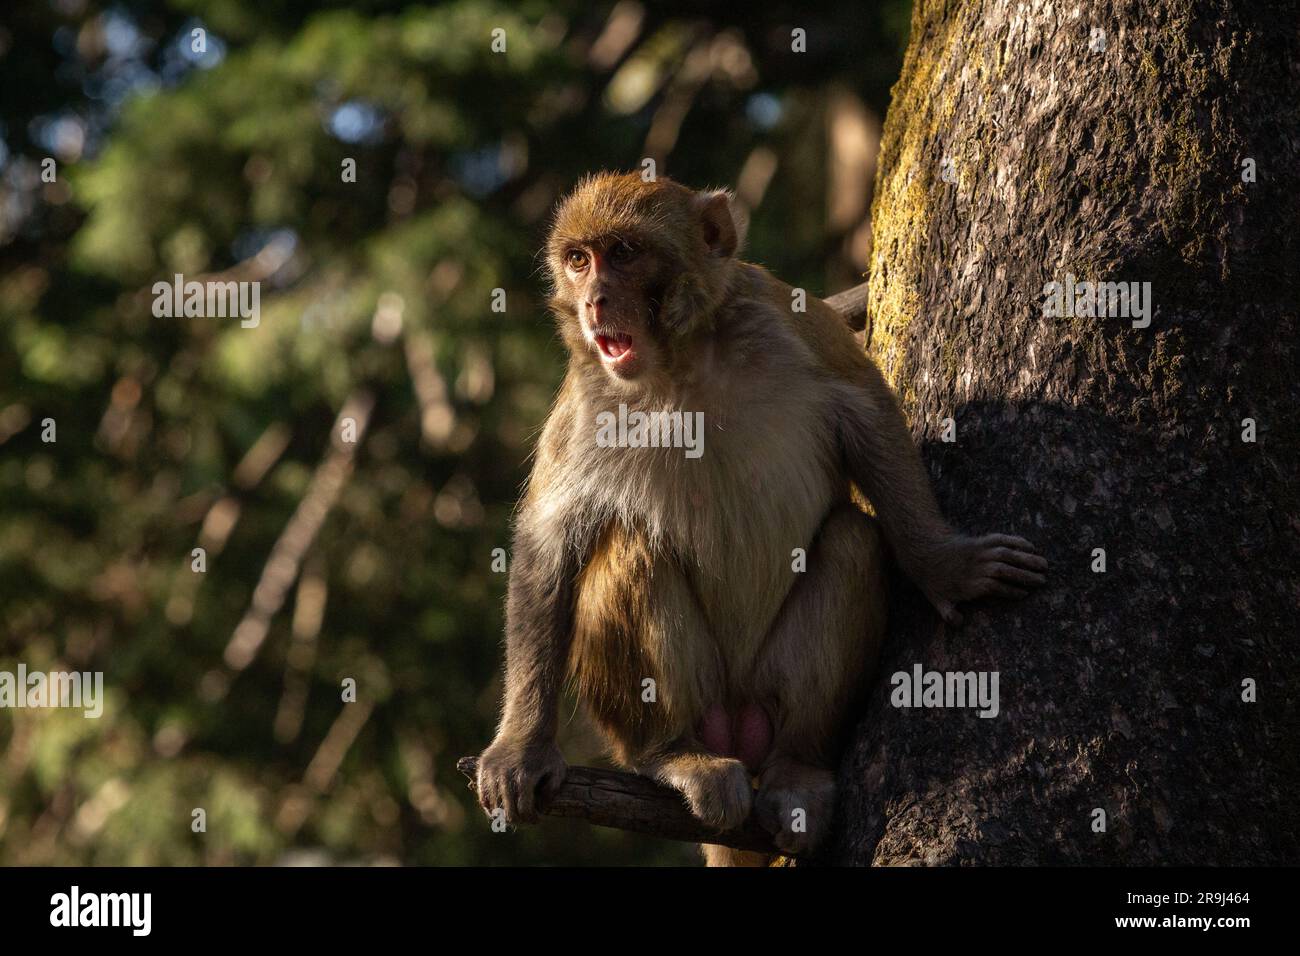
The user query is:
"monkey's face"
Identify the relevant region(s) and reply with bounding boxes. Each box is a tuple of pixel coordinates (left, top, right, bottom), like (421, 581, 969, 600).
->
(547, 173, 744, 388)
(555, 237, 664, 381)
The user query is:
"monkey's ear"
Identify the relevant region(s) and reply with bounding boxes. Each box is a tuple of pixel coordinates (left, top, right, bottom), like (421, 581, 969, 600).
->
(695, 190, 746, 258)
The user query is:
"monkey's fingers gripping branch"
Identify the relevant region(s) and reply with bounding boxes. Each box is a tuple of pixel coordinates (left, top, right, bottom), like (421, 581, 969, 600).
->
(456, 756, 792, 858)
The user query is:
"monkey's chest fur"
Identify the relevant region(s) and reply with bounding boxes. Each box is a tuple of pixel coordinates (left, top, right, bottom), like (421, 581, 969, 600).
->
(561, 340, 846, 761)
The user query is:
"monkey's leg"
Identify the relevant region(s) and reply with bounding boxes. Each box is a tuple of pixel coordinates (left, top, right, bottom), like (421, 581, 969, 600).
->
(571, 524, 753, 837)
(750, 503, 888, 855)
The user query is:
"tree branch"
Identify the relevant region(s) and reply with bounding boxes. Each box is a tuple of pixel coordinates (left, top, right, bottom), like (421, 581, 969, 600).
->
(456, 756, 787, 856)
(825, 280, 868, 331)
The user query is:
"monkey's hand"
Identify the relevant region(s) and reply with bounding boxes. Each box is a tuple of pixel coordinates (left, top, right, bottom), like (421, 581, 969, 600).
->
(475, 735, 567, 825)
(914, 533, 1048, 627)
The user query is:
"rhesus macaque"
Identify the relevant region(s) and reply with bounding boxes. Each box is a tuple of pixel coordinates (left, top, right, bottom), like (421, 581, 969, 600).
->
(476, 172, 1047, 865)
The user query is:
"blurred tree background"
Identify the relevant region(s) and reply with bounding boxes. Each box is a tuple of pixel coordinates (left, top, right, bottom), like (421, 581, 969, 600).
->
(0, 0, 910, 865)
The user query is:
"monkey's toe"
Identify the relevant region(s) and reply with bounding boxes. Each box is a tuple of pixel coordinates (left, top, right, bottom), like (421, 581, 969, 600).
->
(755, 765, 835, 854)
(677, 758, 754, 831)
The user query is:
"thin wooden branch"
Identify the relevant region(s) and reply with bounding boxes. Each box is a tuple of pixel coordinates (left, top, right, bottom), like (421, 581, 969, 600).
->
(825, 280, 869, 332)
(456, 756, 786, 856)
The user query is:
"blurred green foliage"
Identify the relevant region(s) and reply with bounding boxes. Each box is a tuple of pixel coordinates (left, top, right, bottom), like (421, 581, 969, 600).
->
(0, 0, 909, 864)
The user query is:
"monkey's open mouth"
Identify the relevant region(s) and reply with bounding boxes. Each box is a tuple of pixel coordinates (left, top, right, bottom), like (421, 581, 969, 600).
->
(595, 332, 634, 361)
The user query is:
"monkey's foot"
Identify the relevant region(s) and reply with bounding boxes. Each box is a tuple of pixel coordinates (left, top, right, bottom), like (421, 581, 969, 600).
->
(652, 754, 754, 831)
(754, 762, 835, 855)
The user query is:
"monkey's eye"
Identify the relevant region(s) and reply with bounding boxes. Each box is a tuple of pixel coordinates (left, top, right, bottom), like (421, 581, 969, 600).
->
(609, 241, 638, 264)
(565, 249, 589, 271)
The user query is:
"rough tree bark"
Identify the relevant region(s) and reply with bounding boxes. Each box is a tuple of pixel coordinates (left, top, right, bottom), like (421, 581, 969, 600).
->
(831, 0, 1300, 865)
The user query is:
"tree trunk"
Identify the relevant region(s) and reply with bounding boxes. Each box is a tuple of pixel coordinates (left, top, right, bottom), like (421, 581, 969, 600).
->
(832, 0, 1300, 865)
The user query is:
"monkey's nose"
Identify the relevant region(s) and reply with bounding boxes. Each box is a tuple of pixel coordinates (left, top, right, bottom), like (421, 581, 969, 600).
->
(587, 294, 607, 320)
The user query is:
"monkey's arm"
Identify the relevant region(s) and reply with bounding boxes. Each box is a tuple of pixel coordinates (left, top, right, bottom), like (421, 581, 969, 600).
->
(475, 503, 578, 823)
(835, 359, 1047, 626)
(499, 519, 577, 741)
(474, 387, 592, 822)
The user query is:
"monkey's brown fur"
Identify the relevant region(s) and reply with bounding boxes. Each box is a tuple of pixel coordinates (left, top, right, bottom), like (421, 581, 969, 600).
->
(476, 172, 1047, 865)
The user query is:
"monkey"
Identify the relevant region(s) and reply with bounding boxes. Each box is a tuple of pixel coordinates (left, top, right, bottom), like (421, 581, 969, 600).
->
(475, 172, 1047, 865)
